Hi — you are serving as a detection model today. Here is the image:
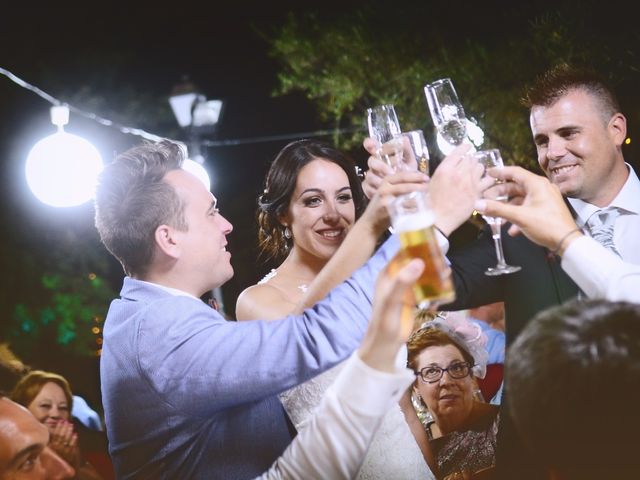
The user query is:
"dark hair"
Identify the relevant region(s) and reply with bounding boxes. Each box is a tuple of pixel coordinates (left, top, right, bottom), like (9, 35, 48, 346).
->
(521, 63, 621, 124)
(11, 370, 74, 414)
(407, 326, 474, 372)
(507, 299, 640, 479)
(257, 139, 367, 261)
(94, 140, 188, 277)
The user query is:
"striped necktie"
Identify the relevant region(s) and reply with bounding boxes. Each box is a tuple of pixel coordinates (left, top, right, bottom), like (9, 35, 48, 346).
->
(585, 206, 622, 257)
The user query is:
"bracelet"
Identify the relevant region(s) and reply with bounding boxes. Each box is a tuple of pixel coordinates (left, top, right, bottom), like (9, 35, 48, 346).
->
(552, 228, 582, 255)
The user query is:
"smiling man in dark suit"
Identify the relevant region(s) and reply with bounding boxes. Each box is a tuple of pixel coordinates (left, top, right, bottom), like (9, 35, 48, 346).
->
(364, 63, 640, 479)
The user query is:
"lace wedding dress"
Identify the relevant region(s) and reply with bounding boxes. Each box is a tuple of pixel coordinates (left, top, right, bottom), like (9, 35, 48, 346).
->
(280, 364, 433, 479)
(259, 269, 433, 479)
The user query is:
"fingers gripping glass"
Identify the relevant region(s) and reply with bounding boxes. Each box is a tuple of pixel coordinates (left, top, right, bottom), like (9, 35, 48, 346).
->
(473, 148, 522, 276)
(417, 361, 473, 383)
(424, 78, 469, 154)
(366, 104, 404, 171)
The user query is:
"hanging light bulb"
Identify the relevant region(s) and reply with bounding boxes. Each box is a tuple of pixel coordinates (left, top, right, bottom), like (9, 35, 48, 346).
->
(25, 105, 104, 207)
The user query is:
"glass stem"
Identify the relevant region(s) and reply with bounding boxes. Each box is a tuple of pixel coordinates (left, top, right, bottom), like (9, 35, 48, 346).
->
(490, 222, 507, 268)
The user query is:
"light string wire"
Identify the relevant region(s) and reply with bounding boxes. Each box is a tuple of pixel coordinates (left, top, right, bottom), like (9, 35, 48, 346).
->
(0, 66, 363, 146)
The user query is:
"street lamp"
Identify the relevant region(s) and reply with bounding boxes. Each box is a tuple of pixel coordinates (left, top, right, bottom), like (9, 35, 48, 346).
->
(168, 78, 227, 315)
(169, 78, 224, 159)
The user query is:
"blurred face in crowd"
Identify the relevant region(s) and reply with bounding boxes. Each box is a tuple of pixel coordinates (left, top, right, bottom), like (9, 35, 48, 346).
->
(284, 159, 356, 263)
(0, 398, 74, 479)
(414, 344, 475, 432)
(530, 88, 627, 207)
(26, 384, 69, 433)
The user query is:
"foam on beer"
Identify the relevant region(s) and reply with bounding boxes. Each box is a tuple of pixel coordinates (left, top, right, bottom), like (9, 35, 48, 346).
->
(392, 211, 435, 233)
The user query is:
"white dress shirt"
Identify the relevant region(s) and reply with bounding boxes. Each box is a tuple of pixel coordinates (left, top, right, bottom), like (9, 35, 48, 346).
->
(259, 350, 416, 480)
(568, 163, 640, 263)
(562, 236, 640, 302)
(563, 163, 640, 302)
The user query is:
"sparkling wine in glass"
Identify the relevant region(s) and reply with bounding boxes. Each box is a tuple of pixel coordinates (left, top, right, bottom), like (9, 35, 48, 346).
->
(402, 129, 430, 174)
(473, 149, 522, 276)
(366, 104, 404, 171)
(424, 78, 471, 154)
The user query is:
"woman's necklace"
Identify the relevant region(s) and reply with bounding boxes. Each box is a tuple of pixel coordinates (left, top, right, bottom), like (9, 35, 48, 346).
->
(259, 269, 309, 293)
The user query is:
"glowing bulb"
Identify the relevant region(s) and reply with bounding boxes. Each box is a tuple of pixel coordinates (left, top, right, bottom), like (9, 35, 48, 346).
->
(25, 106, 103, 207)
(26, 130, 104, 207)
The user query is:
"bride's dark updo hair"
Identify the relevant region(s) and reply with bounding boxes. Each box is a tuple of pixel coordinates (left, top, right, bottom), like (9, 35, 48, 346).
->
(257, 139, 367, 261)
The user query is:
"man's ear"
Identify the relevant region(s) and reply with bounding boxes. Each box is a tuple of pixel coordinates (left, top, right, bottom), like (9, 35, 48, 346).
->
(154, 224, 181, 259)
(608, 112, 627, 147)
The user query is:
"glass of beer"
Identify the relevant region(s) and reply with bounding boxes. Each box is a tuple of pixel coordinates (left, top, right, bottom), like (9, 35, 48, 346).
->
(388, 190, 455, 310)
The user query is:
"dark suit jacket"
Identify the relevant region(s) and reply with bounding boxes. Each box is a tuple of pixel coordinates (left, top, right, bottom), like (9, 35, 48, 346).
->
(444, 224, 580, 341)
(443, 224, 581, 480)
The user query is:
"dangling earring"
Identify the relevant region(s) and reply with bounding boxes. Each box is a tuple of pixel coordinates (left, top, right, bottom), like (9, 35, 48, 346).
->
(284, 226, 292, 239)
(411, 389, 434, 430)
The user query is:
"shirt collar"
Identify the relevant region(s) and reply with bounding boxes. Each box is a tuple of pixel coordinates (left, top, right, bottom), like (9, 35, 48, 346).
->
(568, 163, 640, 226)
(136, 279, 200, 300)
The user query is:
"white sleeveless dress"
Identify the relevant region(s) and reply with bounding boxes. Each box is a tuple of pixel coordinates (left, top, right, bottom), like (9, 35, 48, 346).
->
(260, 270, 434, 479)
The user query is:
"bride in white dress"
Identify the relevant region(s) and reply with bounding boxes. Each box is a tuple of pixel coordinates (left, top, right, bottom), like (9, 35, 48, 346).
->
(236, 139, 433, 479)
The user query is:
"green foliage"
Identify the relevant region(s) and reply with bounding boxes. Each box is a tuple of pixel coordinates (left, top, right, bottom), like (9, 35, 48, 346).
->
(266, 2, 640, 169)
(7, 218, 116, 358)
(11, 270, 113, 357)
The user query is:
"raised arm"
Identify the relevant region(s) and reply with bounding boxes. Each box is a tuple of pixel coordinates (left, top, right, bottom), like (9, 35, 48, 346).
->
(362, 138, 486, 238)
(475, 166, 640, 301)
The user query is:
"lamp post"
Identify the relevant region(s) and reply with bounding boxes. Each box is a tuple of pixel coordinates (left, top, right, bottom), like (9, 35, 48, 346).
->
(169, 78, 227, 315)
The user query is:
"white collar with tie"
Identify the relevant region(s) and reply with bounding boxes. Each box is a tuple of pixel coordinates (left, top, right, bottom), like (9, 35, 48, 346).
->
(568, 163, 640, 264)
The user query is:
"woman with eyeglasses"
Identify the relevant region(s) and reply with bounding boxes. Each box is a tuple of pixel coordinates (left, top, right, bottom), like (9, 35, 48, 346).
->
(407, 315, 499, 480)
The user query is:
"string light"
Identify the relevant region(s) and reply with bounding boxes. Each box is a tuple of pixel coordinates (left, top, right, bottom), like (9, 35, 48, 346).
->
(1, 66, 360, 147)
(2, 65, 363, 206)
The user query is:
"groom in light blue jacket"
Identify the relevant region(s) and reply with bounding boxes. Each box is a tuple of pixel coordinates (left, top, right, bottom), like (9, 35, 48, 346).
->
(94, 141, 402, 479)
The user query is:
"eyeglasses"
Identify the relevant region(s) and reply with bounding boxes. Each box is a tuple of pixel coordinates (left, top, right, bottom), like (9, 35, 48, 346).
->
(416, 361, 473, 383)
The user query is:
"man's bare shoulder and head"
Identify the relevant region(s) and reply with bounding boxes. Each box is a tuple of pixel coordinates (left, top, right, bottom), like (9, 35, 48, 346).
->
(94, 141, 234, 298)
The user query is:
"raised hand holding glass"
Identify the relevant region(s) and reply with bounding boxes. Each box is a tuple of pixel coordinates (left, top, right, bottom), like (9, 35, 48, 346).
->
(402, 129, 430, 174)
(473, 149, 521, 276)
(424, 78, 471, 154)
(387, 190, 455, 309)
(366, 104, 404, 171)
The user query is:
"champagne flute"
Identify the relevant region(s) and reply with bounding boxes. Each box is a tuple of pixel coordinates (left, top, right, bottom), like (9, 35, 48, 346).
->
(366, 104, 404, 171)
(424, 78, 471, 154)
(402, 129, 430, 174)
(473, 149, 522, 276)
